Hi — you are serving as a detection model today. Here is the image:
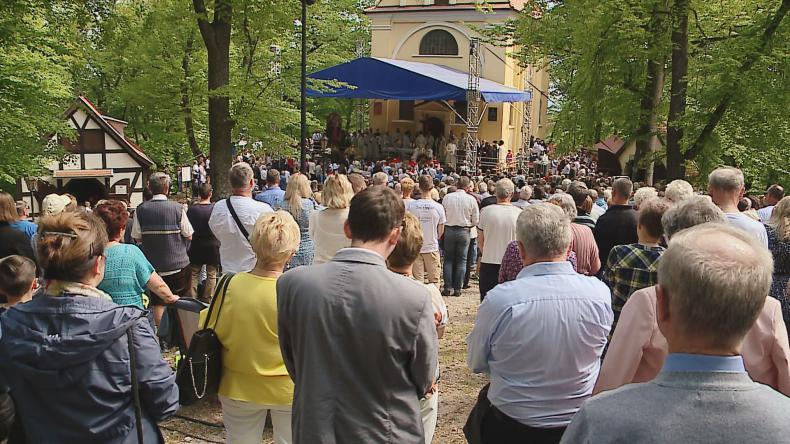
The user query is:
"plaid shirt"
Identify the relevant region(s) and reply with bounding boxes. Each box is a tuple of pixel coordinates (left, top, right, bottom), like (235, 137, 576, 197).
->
(603, 243, 665, 326)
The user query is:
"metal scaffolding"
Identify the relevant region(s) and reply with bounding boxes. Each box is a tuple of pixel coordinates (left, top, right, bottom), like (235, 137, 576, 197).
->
(518, 65, 533, 172)
(463, 38, 482, 174)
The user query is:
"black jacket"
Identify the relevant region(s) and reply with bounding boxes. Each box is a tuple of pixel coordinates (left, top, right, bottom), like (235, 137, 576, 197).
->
(593, 205, 638, 266)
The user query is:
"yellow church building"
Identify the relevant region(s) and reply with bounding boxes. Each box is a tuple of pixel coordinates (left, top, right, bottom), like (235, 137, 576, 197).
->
(365, 0, 550, 156)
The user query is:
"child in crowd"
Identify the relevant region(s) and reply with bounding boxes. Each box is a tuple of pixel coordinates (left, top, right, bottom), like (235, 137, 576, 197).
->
(0, 255, 37, 442)
(0, 255, 37, 308)
(603, 198, 670, 334)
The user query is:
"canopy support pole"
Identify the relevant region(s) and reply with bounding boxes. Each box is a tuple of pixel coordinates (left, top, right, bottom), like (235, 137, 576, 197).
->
(464, 38, 482, 174)
(440, 100, 467, 125)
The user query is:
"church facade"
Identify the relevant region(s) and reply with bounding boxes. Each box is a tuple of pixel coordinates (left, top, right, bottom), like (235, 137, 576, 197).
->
(365, 0, 549, 157)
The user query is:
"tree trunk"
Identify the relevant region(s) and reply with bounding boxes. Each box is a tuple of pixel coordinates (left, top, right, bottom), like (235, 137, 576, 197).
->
(666, 0, 689, 180)
(633, 2, 668, 184)
(193, 0, 234, 198)
(684, 0, 789, 161)
(181, 32, 202, 158)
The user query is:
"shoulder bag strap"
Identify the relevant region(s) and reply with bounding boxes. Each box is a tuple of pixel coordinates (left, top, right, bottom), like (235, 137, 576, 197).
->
(225, 198, 250, 240)
(127, 328, 145, 444)
(201, 272, 235, 330)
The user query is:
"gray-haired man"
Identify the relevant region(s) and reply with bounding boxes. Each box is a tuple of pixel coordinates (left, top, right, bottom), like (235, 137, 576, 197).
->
(562, 223, 790, 443)
(466, 204, 612, 443)
(133, 172, 194, 325)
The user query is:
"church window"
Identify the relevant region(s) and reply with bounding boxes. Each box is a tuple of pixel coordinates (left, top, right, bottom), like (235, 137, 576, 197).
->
(419, 30, 459, 56)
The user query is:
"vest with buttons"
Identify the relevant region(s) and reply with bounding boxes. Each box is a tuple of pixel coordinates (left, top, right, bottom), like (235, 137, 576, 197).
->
(135, 200, 190, 272)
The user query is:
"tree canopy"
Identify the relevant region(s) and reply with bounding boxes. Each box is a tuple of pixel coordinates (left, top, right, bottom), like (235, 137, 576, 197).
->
(496, 0, 788, 189)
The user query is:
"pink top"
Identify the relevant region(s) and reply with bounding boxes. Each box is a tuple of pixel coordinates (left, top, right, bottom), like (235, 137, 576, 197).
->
(595, 285, 790, 396)
(570, 223, 601, 276)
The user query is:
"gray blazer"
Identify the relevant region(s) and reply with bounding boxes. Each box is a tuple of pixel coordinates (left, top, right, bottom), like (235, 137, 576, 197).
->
(561, 371, 790, 443)
(277, 248, 439, 444)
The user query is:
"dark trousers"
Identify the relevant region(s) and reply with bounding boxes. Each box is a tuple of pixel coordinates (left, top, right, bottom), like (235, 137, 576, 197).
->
(442, 227, 471, 291)
(479, 262, 501, 301)
(156, 266, 194, 304)
(465, 385, 565, 444)
(464, 237, 479, 288)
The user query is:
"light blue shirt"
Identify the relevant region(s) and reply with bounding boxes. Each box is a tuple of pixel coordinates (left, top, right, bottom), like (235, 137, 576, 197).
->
(662, 353, 746, 373)
(757, 205, 774, 222)
(255, 186, 285, 209)
(725, 212, 768, 247)
(467, 261, 613, 428)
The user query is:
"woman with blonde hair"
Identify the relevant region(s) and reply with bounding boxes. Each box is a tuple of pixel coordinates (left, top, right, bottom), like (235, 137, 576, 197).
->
(309, 174, 353, 264)
(279, 173, 320, 269)
(0, 211, 178, 442)
(766, 196, 790, 335)
(204, 211, 300, 444)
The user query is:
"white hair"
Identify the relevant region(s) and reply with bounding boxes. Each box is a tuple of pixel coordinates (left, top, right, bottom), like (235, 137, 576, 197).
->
(495, 178, 515, 199)
(547, 193, 577, 219)
(517, 204, 571, 259)
(372, 172, 388, 186)
(665, 179, 694, 203)
(519, 185, 533, 201)
(708, 166, 745, 193)
(633, 187, 658, 209)
(659, 223, 773, 348)
(661, 195, 726, 239)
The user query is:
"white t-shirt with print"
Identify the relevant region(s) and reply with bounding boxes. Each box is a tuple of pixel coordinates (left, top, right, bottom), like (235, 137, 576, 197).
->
(406, 199, 447, 253)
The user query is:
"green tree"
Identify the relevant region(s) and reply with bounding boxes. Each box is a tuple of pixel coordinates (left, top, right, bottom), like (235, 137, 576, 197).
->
(501, 0, 789, 188)
(0, 1, 77, 182)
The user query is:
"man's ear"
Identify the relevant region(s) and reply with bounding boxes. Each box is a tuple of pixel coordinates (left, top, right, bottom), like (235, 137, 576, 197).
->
(343, 220, 353, 240)
(656, 284, 671, 331)
(388, 227, 403, 246)
(517, 240, 528, 266)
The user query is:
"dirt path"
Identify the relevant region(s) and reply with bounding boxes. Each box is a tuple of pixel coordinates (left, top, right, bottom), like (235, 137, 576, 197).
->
(163, 284, 486, 443)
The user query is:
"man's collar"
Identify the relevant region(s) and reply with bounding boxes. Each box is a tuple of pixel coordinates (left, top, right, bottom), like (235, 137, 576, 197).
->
(151, 194, 168, 201)
(516, 261, 576, 279)
(662, 353, 746, 373)
(332, 247, 387, 267)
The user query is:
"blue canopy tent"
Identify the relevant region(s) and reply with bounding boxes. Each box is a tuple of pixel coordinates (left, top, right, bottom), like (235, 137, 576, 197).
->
(307, 57, 530, 103)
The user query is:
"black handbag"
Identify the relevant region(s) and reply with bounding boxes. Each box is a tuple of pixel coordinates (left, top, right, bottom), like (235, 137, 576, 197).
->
(175, 272, 234, 406)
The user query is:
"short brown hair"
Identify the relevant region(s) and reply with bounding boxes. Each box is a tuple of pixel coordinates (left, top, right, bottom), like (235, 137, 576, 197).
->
(348, 186, 404, 242)
(0, 255, 36, 299)
(198, 183, 213, 200)
(418, 175, 433, 192)
(638, 198, 671, 238)
(388, 212, 423, 269)
(0, 192, 18, 223)
(94, 200, 129, 239)
(37, 211, 108, 281)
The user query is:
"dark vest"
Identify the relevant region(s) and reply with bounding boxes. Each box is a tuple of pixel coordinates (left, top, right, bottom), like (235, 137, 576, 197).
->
(135, 199, 190, 272)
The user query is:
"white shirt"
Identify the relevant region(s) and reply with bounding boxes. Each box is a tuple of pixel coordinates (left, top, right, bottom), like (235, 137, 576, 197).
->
(208, 196, 273, 273)
(309, 208, 352, 264)
(442, 190, 479, 228)
(478, 204, 522, 264)
(726, 212, 769, 247)
(406, 199, 446, 253)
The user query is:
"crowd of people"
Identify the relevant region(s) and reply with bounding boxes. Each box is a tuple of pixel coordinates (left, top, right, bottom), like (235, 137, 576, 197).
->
(0, 150, 788, 443)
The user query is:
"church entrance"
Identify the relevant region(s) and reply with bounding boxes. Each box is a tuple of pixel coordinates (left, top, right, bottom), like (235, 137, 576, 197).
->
(423, 117, 445, 140)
